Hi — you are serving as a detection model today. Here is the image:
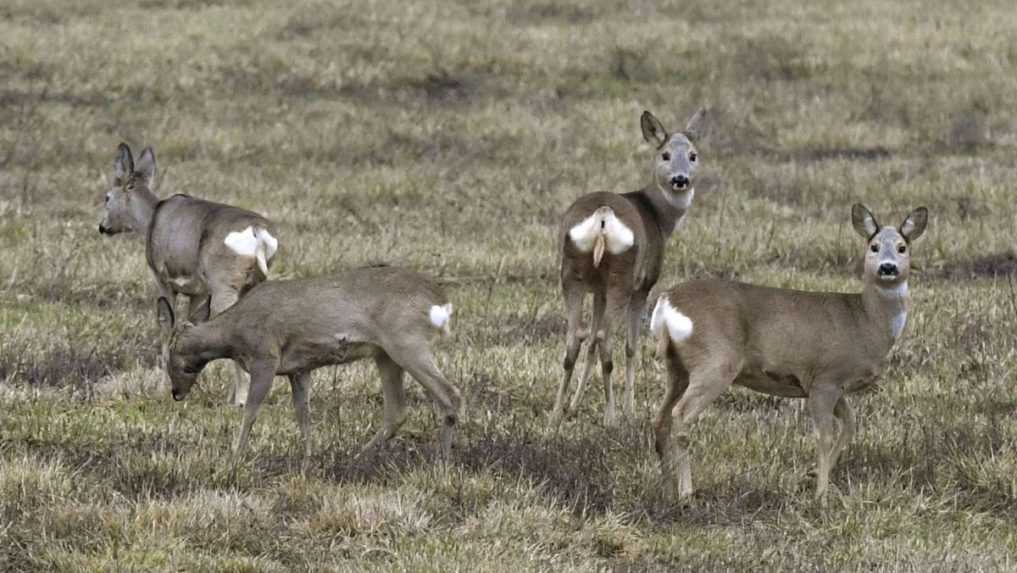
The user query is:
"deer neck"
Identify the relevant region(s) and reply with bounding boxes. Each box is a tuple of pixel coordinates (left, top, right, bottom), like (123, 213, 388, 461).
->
(179, 321, 233, 367)
(131, 185, 161, 234)
(861, 279, 910, 345)
(636, 183, 693, 238)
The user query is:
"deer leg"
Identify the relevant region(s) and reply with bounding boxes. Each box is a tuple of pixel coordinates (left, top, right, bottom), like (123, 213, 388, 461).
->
(288, 371, 312, 471)
(155, 282, 176, 371)
(667, 357, 738, 498)
(230, 361, 275, 468)
(807, 385, 843, 502)
(569, 290, 605, 415)
(654, 349, 689, 484)
(623, 290, 650, 418)
(185, 294, 211, 323)
(388, 345, 462, 457)
(210, 288, 249, 407)
(595, 287, 630, 428)
(361, 353, 408, 455)
(550, 286, 585, 426)
(830, 396, 855, 474)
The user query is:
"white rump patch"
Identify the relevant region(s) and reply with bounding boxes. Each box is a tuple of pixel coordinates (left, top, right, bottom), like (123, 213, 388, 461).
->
(650, 296, 694, 343)
(568, 208, 635, 255)
(224, 226, 258, 257)
(429, 303, 453, 335)
(256, 228, 278, 261)
(225, 227, 279, 276)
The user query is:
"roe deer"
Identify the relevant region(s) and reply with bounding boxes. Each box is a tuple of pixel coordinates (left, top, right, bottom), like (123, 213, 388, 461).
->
(99, 143, 278, 406)
(550, 108, 707, 426)
(650, 204, 928, 500)
(157, 266, 463, 465)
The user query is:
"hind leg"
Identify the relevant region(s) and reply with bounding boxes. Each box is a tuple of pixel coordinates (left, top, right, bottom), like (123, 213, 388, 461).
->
(550, 284, 586, 426)
(665, 355, 738, 498)
(568, 290, 605, 417)
(385, 343, 462, 457)
(360, 353, 409, 454)
(623, 290, 650, 418)
(655, 347, 689, 481)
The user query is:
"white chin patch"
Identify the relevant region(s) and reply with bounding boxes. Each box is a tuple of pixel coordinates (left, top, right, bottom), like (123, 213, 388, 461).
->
(877, 281, 908, 298)
(650, 296, 693, 343)
(429, 303, 453, 335)
(568, 208, 635, 254)
(224, 227, 258, 257)
(666, 187, 694, 209)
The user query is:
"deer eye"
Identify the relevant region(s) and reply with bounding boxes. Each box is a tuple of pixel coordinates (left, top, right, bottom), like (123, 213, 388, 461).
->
(870, 244, 879, 253)
(898, 245, 906, 254)
(104, 193, 110, 204)
(689, 152, 698, 162)
(661, 152, 670, 161)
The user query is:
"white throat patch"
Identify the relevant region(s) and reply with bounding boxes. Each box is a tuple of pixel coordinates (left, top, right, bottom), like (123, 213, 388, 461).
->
(877, 282, 908, 339)
(650, 296, 693, 343)
(568, 208, 635, 255)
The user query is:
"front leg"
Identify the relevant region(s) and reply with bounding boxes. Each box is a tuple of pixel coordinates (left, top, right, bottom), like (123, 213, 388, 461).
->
(210, 287, 248, 406)
(231, 360, 276, 468)
(807, 384, 844, 502)
(288, 371, 313, 471)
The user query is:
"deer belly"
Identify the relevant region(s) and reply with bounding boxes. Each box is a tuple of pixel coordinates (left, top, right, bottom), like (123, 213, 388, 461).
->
(277, 336, 376, 374)
(734, 369, 808, 398)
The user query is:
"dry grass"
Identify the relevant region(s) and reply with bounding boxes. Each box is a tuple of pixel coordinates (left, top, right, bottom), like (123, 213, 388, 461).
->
(2, 0, 1017, 570)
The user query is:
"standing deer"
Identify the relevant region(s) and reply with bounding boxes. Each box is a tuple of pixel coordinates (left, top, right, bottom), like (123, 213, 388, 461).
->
(158, 266, 463, 465)
(99, 143, 278, 406)
(550, 108, 707, 426)
(650, 204, 928, 500)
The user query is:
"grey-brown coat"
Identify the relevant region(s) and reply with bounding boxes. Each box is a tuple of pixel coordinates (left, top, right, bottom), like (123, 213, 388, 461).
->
(650, 204, 929, 499)
(99, 143, 279, 406)
(158, 266, 463, 465)
(551, 108, 706, 426)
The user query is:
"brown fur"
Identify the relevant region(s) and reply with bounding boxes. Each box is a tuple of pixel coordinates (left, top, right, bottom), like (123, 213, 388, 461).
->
(652, 204, 928, 500)
(550, 109, 706, 426)
(158, 266, 463, 467)
(99, 143, 279, 406)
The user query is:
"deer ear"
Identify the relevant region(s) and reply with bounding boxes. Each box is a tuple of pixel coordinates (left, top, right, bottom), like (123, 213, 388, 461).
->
(683, 107, 708, 142)
(135, 146, 157, 187)
(640, 111, 668, 149)
(899, 207, 928, 242)
(851, 203, 880, 239)
(114, 143, 134, 182)
(157, 297, 175, 330)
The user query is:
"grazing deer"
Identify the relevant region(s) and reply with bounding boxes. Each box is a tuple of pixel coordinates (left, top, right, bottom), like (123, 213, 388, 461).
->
(99, 143, 279, 406)
(157, 266, 463, 465)
(550, 108, 707, 426)
(650, 204, 928, 500)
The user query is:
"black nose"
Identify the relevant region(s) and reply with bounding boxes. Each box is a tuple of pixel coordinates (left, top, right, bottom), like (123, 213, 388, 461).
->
(671, 174, 689, 188)
(878, 263, 898, 276)
(172, 390, 183, 401)
(98, 224, 109, 235)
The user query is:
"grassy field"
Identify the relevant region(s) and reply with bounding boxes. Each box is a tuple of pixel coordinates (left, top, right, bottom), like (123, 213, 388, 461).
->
(3, 0, 1017, 570)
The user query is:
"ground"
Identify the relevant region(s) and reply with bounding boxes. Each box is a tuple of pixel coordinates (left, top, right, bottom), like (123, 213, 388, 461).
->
(2, 0, 1017, 571)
